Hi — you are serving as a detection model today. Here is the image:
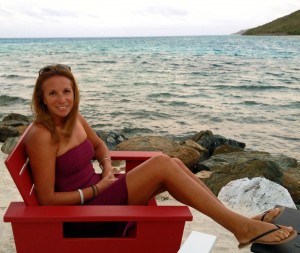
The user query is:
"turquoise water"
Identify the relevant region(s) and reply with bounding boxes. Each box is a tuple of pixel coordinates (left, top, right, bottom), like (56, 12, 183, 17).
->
(0, 36, 299, 160)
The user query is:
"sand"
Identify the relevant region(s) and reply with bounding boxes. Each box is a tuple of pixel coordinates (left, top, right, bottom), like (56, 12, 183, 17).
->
(0, 150, 252, 253)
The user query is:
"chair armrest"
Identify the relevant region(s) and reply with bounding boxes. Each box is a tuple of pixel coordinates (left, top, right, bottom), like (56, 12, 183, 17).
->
(4, 202, 193, 223)
(110, 151, 161, 161)
(109, 151, 162, 171)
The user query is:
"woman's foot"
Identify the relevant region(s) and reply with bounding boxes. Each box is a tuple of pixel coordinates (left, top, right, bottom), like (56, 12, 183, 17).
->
(252, 207, 283, 223)
(235, 219, 296, 249)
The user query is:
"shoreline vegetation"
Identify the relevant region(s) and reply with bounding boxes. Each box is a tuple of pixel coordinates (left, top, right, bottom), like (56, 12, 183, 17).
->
(234, 9, 300, 36)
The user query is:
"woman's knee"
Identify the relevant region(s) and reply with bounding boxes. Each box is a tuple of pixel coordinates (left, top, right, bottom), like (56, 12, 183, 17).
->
(152, 154, 173, 166)
(172, 157, 184, 166)
(148, 154, 176, 173)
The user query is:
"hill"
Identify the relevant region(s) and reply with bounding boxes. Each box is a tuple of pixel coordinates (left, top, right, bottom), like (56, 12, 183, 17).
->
(243, 10, 300, 35)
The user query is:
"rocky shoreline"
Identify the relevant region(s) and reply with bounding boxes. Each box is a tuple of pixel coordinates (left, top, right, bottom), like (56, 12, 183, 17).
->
(1, 113, 299, 209)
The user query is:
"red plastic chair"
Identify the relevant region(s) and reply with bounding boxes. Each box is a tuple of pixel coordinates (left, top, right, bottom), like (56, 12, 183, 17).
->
(3, 125, 192, 253)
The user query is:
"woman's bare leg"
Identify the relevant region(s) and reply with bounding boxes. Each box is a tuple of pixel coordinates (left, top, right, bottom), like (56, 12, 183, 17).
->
(172, 158, 282, 222)
(172, 157, 221, 201)
(146, 157, 215, 200)
(126, 154, 294, 246)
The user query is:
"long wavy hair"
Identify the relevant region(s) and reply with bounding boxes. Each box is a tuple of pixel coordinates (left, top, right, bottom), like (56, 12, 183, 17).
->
(31, 65, 80, 141)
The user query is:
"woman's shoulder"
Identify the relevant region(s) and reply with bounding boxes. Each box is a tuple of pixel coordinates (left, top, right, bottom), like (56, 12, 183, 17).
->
(26, 123, 54, 146)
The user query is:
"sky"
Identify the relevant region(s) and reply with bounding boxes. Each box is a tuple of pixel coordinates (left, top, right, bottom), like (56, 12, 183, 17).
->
(0, 0, 299, 38)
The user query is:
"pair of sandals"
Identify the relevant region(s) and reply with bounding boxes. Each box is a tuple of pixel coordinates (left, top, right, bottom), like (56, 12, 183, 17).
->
(238, 207, 298, 249)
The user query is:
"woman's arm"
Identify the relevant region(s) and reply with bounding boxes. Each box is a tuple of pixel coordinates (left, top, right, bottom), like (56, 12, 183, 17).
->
(78, 113, 115, 178)
(26, 123, 96, 205)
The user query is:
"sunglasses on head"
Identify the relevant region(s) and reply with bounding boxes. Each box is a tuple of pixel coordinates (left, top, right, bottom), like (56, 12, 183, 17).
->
(39, 64, 71, 75)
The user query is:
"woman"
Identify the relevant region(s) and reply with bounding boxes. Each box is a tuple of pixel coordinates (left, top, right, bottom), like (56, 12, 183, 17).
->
(26, 64, 297, 249)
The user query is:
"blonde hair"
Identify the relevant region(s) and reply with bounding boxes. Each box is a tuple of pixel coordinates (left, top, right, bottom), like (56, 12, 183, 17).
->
(31, 65, 80, 140)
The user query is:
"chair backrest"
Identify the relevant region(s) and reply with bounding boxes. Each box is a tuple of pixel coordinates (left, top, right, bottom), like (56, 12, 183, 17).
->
(5, 124, 39, 206)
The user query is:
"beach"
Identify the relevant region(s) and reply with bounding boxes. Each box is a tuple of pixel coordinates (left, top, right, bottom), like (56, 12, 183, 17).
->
(1, 36, 299, 252)
(0, 150, 255, 253)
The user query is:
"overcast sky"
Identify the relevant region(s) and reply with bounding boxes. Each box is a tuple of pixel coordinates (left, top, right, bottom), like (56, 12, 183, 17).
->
(0, 0, 299, 38)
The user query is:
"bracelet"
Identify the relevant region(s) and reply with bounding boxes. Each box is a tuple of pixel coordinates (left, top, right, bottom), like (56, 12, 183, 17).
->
(93, 184, 99, 196)
(91, 185, 96, 199)
(100, 157, 112, 165)
(77, 189, 84, 205)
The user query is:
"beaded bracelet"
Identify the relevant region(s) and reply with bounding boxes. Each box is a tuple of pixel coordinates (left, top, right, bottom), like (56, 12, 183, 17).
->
(91, 184, 99, 199)
(77, 189, 84, 205)
(93, 184, 99, 196)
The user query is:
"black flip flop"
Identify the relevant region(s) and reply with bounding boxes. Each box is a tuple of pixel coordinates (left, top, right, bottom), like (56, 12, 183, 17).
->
(238, 224, 298, 249)
(260, 207, 284, 222)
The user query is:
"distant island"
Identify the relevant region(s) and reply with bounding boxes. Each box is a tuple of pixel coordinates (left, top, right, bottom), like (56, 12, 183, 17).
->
(238, 9, 300, 35)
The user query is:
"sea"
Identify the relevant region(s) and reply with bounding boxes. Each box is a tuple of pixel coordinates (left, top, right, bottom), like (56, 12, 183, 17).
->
(0, 36, 299, 160)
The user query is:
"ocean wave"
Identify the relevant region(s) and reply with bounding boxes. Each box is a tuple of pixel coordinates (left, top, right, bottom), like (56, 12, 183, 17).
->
(242, 100, 260, 106)
(1, 74, 25, 79)
(282, 101, 300, 109)
(190, 71, 210, 76)
(169, 100, 189, 107)
(0, 95, 28, 106)
(147, 92, 173, 98)
(214, 84, 288, 91)
(87, 60, 117, 64)
(122, 127, 154, 136)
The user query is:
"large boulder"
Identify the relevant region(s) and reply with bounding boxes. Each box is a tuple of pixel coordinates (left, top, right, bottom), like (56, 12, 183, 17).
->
(204, 158, 283, 196)
(116, 136, 203, 169)
(218, 177, 296, 214)
(198, 151, 299, 204)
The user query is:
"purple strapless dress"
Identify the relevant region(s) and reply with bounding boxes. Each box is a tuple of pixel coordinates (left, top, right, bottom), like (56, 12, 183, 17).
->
(55, 139, 128, 205)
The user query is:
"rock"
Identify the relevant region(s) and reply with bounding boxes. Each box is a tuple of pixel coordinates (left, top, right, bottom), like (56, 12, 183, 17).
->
(95, 130, 108, 140)
(218, 177, 297, 214)
(270, 154, 298, 170)
(0, 113, 31, 142)
(0, 126, 20, 142)
(95, 130, 127, 150)
(1, 137, 20, 154)
(105, 131, 127, 150)
(283, 164, 300, 205)
(169, 145, 201, 169)
(2, 113, 31, 123)
(195, 170, 212, 180)
(191, 130, 246, 155)
(116, 136, 201, 169)
(200, 151, 297, 171)
(213, 144, 244, 155)
(198, 150, 299, 202)
(16, 125, 29, 135)
(204, 158, 283, 196)
(180, 139, 208, 155)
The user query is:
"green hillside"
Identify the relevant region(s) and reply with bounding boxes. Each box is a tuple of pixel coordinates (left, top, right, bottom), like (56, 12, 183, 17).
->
(243, 10, 300, 35)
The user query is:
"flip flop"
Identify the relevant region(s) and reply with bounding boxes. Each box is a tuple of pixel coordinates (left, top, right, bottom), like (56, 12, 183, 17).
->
(259, 207, 284, 222)
(238, 224, 298, 249)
